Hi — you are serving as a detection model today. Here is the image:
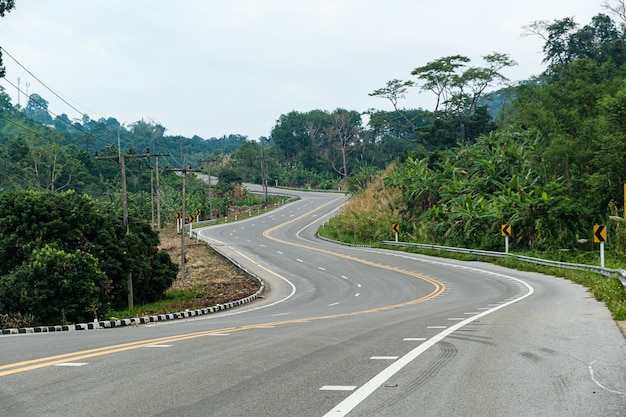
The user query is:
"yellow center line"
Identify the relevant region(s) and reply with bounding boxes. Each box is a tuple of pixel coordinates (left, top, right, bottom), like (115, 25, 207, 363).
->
(1, 195, 445, 377)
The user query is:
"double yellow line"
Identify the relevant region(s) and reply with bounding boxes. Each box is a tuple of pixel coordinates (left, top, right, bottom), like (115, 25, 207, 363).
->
(1, 196, 445, 377)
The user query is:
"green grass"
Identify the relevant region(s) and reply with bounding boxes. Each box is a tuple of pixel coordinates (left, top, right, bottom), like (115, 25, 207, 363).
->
(374, 244, 626, 321)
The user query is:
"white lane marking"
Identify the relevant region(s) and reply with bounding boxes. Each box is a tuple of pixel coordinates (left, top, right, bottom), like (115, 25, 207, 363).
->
(146, 345, 173, 348)
(427, 326, 447, 329)
(296, 258, 303, 263)
(320, 386, 357, 391)
(210, 333, 230, 336)
(370, 356, 399, 360)
(403, 338, 427, 341)
(55, 363, 88, 367)
(271, 313, 289, 317)
(277, 251, 283, 254)
(328, 302, 340, 306)
(354, 293, 360, 297)
(341, 275, 348, 279)
(319, 267, 326, 271)
(322, 275, 534, 417)
(190, 239, 298, 317)
(465, 312, 479, 315)
(447, 318, 465, 321)
(357, 284, 362, 288)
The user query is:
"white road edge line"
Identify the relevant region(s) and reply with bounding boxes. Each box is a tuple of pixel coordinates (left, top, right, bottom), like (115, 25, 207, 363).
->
(195, 233, 298, 316)
(322, 274, 534, 417)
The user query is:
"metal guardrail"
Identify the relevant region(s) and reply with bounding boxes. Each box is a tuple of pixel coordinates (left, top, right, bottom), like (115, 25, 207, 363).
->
(382, 240, 626, 288)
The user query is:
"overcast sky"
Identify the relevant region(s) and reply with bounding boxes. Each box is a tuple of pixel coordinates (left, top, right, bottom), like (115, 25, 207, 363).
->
(0, 1, 605, 141)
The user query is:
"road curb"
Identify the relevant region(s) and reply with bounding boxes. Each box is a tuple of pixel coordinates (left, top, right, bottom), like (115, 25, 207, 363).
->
(0, 280, 265, 336)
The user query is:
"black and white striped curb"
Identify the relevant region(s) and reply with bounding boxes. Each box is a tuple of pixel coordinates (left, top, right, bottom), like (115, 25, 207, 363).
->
(1, 278, 264, 336)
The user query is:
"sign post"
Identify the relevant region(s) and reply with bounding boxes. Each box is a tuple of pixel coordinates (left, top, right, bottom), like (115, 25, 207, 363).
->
(594, 225, 607, 268)
(175, 212, 182, 234)
(501, 224, 512, 253)
(392, 223, 400, 242)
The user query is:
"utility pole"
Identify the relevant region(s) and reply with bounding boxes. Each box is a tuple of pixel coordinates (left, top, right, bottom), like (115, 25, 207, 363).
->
(95, 148, 167, 308)
(259, 146, 267, 207)
(201, 157, 220, 219)
(166, 166, 202, 283)
(147, 151, 169, 232)
(259, 137, 271, 207)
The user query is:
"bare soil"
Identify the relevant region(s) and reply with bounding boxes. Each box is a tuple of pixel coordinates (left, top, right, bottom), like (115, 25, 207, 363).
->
(158, 226, 260, 312)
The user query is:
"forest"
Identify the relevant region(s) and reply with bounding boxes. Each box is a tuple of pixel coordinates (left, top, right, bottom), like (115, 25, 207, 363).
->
(2, 1, 626, 323)
(324, 8, 626, 256)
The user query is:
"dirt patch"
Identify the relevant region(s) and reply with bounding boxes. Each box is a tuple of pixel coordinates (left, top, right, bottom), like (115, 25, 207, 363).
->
(617, 321, 626, 339)
(158, 226, 260, 312)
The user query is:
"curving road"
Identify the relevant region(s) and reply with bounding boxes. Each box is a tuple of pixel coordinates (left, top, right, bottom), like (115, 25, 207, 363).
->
(1, 188, 625, 416)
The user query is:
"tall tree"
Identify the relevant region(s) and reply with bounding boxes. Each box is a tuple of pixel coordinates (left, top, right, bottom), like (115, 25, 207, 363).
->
(0, 1, 16, 78)
(24, 93, 53, 125)
(411, 53, 516, 142)
(320, 109, 361, 180)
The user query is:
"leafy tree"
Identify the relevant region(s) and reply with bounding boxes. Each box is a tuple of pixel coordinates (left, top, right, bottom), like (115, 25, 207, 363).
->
(0, 84, 13, 111)
(369, 79, 418, 135)
(229, 140, 263, 183)
(0, 0, 16, 77)
(0, 190, 177, 322)
(411, 53, 516, 142)
(524, 13, 626, 72)
(0, 245, 109, 324)
(24, 93, 53, 125)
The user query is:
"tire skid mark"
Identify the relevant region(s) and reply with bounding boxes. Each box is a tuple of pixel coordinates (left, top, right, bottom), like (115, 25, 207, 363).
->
(357, 342, 458, 417)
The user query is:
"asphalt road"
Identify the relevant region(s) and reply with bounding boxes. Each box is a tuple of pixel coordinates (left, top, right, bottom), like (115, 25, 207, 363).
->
(1, 188, 625, 416)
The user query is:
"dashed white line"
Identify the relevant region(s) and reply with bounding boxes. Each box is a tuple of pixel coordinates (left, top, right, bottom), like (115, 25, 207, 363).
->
(328, 302, 340, 307)
(146, 345, 173, 348)
(370, 356, 399, 360)
(427, 326, 447, 329)
(55, 363, 88, 367)
(319, 267, 326, 271)
(403, 338, 427, 341)
(354, 293, 360, 297)
(322, 273, 535, 417)
(320, 386, 357, 391)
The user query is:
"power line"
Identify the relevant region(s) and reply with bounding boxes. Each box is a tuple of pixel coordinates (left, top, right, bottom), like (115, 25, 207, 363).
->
(1, 77, 118, 147)
(1, 47, 100, 121)
(0, 47, 138, 150)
